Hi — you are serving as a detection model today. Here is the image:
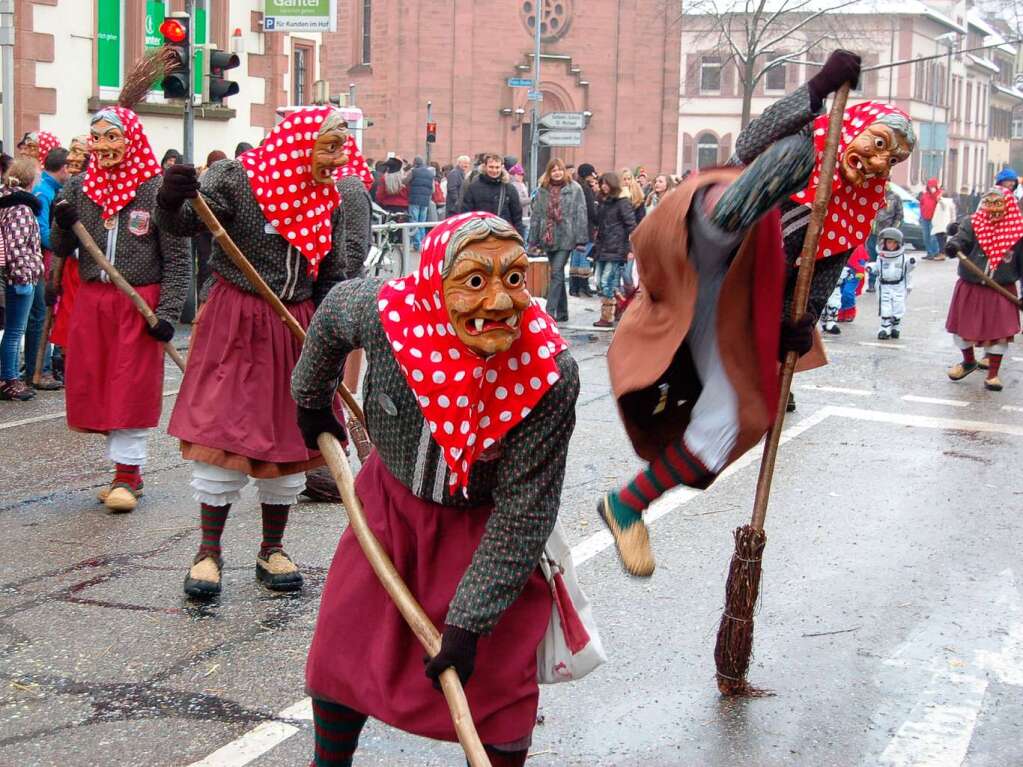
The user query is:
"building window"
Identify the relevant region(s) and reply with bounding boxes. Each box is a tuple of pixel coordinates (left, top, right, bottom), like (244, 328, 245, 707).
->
(696, 132, 719, 169)
(763, 51, 785, 91)
(293, 43, 314, 105)
(1013, 117, 1023, 140)
(361, 0, 372, 64)
(700, 56, 721, 93)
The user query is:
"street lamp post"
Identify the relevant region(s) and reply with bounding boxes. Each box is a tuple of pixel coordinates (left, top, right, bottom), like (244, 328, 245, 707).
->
(0, 0, 14, 150)
(529, 6, 542, 192)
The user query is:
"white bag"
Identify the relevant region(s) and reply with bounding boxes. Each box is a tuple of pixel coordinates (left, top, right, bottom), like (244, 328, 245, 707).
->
(536, 521, 607, 684)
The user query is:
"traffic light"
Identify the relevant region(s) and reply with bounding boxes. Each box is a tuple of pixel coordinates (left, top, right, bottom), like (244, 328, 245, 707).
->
(426, 122, 437, 143)
(206, 48, 240, 104)
(160, 15, 190, 99)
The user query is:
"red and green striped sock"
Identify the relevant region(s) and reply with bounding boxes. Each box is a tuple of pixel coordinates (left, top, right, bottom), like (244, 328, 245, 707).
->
(611, 438, 714, 528)
(987, 353, 1003, 377)
(312, 698, 367, 767)
(198, 503, 230, 559)
(260, 504, 290, 556)
(113, 463, 142, 490)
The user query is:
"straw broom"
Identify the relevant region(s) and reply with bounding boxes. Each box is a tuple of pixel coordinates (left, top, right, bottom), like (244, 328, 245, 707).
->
(714, 83, 851, 697)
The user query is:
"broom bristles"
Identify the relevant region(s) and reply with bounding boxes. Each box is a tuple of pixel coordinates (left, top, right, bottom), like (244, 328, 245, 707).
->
(714, 524, 770, 697)
(118, 46, 181, 111)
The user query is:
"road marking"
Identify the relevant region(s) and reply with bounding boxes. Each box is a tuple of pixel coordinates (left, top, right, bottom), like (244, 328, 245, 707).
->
(190, 404, 1023, 766)
(799, 384, 872, 397)
(0, 389, 180, 431)
(900, 394, 970, 408)
(858, 342, 904, 350)
(1003, 405, 1023, 413)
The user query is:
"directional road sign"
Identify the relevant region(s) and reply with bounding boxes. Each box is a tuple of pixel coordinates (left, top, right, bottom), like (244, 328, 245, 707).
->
(507, 77, 535, 88)
(539, 129, 583, 147)
(539, 111, 586, 130)
(527, 90, 544, 102)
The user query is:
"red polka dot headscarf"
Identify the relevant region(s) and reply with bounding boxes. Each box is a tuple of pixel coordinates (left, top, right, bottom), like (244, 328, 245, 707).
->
(239, 107, 353, 277)
(34, 131, 62, 160)
(83, 107, 161, 220)
(378, 212, 569, 496)
(790, 101, 912, 260)
(972, 187, 1023, 275)
(337, 135, 374, 190)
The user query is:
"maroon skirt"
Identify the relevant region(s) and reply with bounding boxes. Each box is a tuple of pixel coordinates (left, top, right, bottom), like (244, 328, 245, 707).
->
(65, 281, 164, 433)
(169, 279, 323, 477)
(306, 452, 551, 745)
(946, 279, 1020, 345)
(50, 256, 80, 348)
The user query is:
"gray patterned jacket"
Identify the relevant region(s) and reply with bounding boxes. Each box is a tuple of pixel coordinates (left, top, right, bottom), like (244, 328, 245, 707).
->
(292, 277, 580, 635)
(733, 84, 848, 322)
(51, 175, 190, 324)
(153, 160, 361, 305)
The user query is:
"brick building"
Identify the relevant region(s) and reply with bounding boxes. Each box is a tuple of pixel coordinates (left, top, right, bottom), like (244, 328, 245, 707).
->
(322, 0, 681, 177)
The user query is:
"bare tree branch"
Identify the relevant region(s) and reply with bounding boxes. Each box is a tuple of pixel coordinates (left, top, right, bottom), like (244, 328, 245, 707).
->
(759, 5, 846, 53)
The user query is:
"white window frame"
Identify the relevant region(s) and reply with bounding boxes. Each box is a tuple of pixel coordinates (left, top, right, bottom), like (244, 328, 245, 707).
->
(700, 56, 722, 94)
(696, 132, 719, 169)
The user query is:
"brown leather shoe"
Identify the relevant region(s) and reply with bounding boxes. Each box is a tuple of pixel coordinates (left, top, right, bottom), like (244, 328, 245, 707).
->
(947, 361, 978, 381)
(985, 376, 1003, 392)
(32, 373, 63, 391)
(0, 379, 35, 401)
(255, 550, 304, 592)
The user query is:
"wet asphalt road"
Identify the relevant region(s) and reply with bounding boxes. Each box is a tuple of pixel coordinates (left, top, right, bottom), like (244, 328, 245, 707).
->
(1, 254, 1022, 767)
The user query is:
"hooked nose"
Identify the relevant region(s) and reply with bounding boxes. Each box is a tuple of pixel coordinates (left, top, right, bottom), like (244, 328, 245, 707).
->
(487, 291, 513, 312)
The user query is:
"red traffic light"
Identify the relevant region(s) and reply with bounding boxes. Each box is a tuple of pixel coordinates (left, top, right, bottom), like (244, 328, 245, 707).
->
(160, 18, 188, 43)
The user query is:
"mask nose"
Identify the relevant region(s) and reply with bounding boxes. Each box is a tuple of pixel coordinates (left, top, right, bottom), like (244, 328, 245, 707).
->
(487, 291, 513, 312)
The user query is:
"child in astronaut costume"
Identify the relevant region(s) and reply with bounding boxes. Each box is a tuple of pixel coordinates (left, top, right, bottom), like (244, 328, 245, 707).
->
(867, 227, 915, 339)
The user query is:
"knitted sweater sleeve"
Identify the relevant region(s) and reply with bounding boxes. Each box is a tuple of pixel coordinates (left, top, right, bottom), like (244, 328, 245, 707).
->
(446, 351, 580, 636)
(153, 160, 239, 238)
(153, 191, 193, 324)
(733, 85, 821, 166)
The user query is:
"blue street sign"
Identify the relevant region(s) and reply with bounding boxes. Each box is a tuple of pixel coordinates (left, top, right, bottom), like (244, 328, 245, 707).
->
(507, 77, 535, 88)
(527, 90, 544, 102)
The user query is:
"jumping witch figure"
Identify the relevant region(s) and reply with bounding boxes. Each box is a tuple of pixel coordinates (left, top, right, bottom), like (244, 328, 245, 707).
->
(292, 212, 579, 767)
(596, 50, 915, 576)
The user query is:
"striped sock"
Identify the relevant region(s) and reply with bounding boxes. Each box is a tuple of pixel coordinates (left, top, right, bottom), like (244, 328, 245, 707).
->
(961, 347, 976, 364)
(260, 504, 290, 556)
(198, 503, 230, 559)
(312, 698, 367, 767)
(615, 437, 714, 519)
(987, 354, 1003, 377)
(113, 463, 141, 490)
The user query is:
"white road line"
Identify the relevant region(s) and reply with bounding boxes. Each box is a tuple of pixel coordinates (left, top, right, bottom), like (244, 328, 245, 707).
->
(0, 388, 180, 431)
(799, 384, 872, 397)
(1013, 357, 1023, 363)
(900, 394, 970, 408)
(189, 404, 1022, 766)
(858, 342, 904, 350)
(1002, 405, 1023, 413)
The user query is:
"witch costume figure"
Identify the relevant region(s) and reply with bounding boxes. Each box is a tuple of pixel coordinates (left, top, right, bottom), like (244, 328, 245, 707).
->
(292, 212, 579, 767)
(152, 107, 374, 599)
(50, 91, 190, 514)
(596, 50, 916, 576)
(944, 187, 1023, 392)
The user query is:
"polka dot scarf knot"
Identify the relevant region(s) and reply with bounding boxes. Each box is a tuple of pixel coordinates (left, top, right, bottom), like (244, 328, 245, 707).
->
(377, 212, 568, 496)
(238, 107, 344, 278)
(82, 107, 161, 221)
(972, 188, 1023, 275)
(790, 101, 909, 260)
(336, 135, 374, 190)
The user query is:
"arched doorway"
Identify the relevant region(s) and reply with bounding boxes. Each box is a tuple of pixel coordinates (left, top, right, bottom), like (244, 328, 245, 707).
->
(696, 132, 719, 170)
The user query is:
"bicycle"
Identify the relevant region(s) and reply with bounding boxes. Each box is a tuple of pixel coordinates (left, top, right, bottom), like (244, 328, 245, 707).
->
(365, 205, 407, 280)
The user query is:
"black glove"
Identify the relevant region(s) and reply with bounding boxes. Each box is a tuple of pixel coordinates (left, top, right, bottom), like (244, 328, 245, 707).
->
(53, 201, 79, 230)
(157, 164, 200, 211)
(146, 318, 175, 343)
(945, 242, 960, 259)
(779, 313, 815, 362)
(807, 50, 862, 111)
(424, 626, 479, 691)
(44, 278, 60, 307)
(945, 222, 959, 237)
(296, 405, 347, 451)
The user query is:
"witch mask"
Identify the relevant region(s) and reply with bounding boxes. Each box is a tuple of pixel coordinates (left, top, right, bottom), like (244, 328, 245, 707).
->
(89, 120, 127, 170)
(840, 123, 912, 187)
(67, 137, 88, 174)
(981, 190, 1008, 221)
(443, 235, 530, 356)
(311, 117, 350, 184)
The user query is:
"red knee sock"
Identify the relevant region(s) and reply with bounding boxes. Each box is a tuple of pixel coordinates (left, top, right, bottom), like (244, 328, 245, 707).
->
(987, 354, 1003, 377)
(198, 503, 230, 559)
(113, 463, 142, 490)
(260, 504, 290, 556)
(961, 347, 976, 365)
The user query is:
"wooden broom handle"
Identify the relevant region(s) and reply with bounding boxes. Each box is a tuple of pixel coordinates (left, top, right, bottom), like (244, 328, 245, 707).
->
(32, 254, 65, 386)
(750, 83, 851, 531)
(70, 219, 187, 372)
(316, 434, 491, 767)
(190, 196, 368, 431)
(955, 253, 1023, 310)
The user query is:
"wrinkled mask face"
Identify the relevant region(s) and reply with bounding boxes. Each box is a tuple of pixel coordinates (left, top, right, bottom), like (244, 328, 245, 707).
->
(982, 193, 1008, 221)
(66, 143, 88, 174)
(89, 120, 127, 169)
(311, 130, 350, 184)
(443, 236, 531, 356)
(19, 140, 39, 161)
(840, 123, 911, 187)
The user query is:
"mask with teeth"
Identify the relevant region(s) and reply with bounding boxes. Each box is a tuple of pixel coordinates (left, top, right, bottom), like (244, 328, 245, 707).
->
(67, 137, 89, 174)
(88, 119, 127, 170)
(443, 237, 531, 356)
(840, 123, 912, 187)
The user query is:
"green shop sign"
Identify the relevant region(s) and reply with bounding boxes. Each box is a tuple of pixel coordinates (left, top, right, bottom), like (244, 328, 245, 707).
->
(263, 0, 337, 32)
